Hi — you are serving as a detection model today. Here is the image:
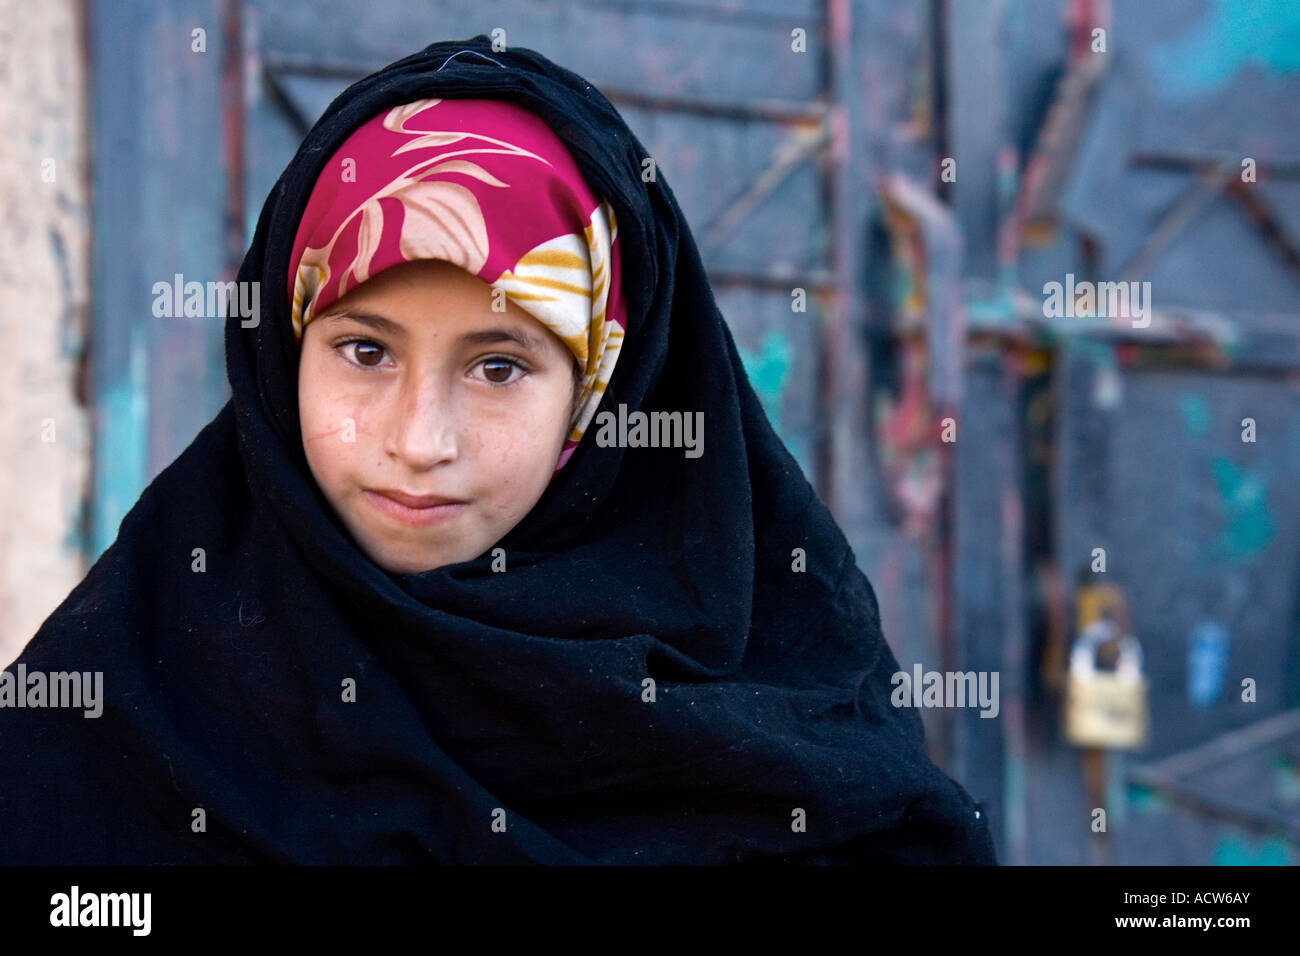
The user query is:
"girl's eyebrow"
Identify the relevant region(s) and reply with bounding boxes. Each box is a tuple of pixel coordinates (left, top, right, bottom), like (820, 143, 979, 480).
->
(318, 309, 546, 352)
(317, 310, 406, 337)
(459, 328, 546, 352)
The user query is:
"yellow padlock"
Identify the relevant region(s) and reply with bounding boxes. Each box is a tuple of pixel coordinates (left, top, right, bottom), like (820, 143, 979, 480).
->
(1064, 615, 1149, 750)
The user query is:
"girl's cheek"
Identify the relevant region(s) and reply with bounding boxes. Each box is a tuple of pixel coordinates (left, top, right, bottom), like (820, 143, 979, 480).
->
(304, 417, 359, 468)
(303, 359, 367, 446)
(300, 392, 345, 445)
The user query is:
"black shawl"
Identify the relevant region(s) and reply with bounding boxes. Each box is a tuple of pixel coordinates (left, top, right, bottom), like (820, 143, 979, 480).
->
(0, 35, 996, 865)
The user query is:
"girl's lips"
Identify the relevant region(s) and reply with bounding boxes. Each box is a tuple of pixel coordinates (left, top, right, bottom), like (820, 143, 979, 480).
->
(364, 490, 467, 526)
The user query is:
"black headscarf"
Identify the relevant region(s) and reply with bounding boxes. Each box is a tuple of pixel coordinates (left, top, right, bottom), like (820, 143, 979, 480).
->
(0, 35, 996, 865)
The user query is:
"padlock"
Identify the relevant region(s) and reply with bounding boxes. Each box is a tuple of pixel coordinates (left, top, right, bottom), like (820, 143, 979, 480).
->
(1064, 616, 1149, 750)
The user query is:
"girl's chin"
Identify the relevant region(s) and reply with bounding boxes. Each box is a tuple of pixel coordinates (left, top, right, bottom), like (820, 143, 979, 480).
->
(359, 533, 481, 575)
(367, 544, 450, 576)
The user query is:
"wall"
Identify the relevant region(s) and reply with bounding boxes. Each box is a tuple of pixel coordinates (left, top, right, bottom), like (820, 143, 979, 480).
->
(0, 0, 90, 668)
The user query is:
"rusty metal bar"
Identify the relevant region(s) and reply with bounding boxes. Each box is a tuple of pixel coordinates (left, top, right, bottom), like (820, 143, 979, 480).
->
(698, 121, 828, 253)
(260, 52, 829, 124)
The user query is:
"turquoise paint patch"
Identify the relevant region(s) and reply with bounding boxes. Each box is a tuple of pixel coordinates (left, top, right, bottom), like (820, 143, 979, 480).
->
(737, 331, 793, 436)
(1212, 832, 1294, 865)
(1270, 754, 1300, 804)
(964, 287, 1016, 325)
(92, 335, 148, 562)
(1127, 783, 1166, 813)
(1209, 457, 1274, 559)
(1147, 0, 1300, 101)
(1179, 394, 1210, 438)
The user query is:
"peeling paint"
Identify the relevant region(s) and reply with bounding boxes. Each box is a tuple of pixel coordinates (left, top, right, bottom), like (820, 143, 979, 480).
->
(1178, 393, 1210, 438)
(1212, 832, 1294, 865)
(1127, 783, 1168, 813)
(1209, 456, 1273, 560)
(737, 330, 792, 435)
(1147, 0, 1300, 101)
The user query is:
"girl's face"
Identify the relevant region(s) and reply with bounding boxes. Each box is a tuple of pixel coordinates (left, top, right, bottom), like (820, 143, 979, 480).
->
(298, 258, 579, 575)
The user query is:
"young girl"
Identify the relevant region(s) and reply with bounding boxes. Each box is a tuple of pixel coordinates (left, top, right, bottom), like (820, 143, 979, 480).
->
(0, 36, 996, 865)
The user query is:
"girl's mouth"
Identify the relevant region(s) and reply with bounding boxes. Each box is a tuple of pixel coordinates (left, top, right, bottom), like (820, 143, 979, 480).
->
(364, 490, 468, 526)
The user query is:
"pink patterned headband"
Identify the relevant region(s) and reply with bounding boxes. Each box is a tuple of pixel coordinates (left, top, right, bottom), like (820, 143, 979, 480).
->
(286, 97, 626, 473)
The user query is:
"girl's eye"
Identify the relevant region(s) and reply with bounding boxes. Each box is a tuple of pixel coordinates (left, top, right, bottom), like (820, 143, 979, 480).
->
(477, 357, 526, 385)
(340, 339, 387, 368)
(334, 342, 524, 382)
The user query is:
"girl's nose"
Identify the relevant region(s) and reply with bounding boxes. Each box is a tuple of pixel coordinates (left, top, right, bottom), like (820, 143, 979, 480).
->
(385, 374, 459, 469)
